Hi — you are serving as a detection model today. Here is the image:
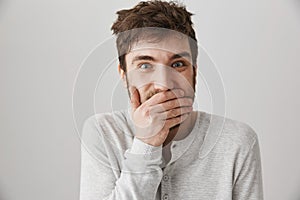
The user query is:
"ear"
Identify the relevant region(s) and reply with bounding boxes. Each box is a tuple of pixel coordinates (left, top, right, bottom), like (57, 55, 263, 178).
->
(118, 64, 127, 88)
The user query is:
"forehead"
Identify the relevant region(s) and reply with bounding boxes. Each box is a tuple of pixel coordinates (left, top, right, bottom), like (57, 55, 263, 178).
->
(129, 34, 190, 54)
(129, 33, 191, 57)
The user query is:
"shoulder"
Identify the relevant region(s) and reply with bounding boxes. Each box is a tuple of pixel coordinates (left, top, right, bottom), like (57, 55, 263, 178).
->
(81, 109, 134, 151)
(221, 116, 258, 149)
(83, 109, 128, 127)
(223, 115, 258, 147)
(82, 109, 133, 134)
(200, 112, 259, 153)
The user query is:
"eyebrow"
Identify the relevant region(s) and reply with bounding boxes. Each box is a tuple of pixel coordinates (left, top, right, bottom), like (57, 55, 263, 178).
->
(131, 51, 192, 65)
(131, 55, 155, 64)
(171, 52, 191, 60)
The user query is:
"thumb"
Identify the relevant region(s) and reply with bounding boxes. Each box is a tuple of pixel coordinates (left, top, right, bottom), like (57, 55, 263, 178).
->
(129, 86, 141, 111)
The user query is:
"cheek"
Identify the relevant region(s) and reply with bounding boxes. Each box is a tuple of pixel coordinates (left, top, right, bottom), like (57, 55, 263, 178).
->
(175, 70, 195, 94)
(127, 71, 153, 88)
(178, 70, 194, 84)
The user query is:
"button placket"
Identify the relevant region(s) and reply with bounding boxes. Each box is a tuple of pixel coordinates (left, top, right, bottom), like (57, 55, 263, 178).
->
(168, 142, 179, 165)
(163, 175, 169, 181)
(161, 168, 171, 200)
(163, 194, 169, 200)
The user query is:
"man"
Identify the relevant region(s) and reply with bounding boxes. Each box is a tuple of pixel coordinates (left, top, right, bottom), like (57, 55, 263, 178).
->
(80, 1, 263, 200)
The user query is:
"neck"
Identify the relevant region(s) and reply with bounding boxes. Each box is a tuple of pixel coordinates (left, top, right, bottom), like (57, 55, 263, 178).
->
(163, 111, 197, 147)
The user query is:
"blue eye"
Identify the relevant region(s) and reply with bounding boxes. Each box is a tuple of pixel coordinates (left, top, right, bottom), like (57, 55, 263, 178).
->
(139, 63, 152, 69)
(172, 61, 184, 68)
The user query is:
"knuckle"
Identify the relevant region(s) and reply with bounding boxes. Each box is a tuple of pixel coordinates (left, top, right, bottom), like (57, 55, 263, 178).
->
(162, 92, 169, 99)
(141, 108, 149, 117)
(158, 92, 167, 101)
(156, 92, 163, 101)
(169, 109, 177, 118)
(168, 91, 176, 99)
(167, 100, 176, 108)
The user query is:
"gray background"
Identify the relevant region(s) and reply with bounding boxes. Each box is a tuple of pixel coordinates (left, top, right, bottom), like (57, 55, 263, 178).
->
(1, 0, 300, 199)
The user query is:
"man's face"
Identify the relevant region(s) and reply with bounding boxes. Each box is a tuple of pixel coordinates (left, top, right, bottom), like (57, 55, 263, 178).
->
(121, 33, 197, 104)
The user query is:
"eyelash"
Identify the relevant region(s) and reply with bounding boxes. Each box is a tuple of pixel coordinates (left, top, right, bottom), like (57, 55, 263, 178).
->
(137, 60, 187, 71)
(138, 63, 153, 70)
(171, 61, 186, 68)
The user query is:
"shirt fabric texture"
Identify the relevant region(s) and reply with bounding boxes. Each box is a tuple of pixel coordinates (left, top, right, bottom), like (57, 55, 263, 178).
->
(79, 109, 264, 200)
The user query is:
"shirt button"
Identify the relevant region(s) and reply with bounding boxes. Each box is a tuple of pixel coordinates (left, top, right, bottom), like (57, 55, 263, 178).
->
(163, 175, 169, 181)
(163, 194, 169, 200)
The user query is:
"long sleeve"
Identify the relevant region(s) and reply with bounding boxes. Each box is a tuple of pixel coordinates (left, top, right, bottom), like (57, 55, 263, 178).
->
(232, 136, 264, 200)
(79, 116, 163, 200)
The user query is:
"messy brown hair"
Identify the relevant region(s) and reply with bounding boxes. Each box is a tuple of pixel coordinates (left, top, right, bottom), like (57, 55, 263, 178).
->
(111, 0, 198, 72)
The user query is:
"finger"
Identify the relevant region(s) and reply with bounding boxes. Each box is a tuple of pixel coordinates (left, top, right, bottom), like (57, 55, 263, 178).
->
(162, 97, 193, 111)
(158, 106, 193, 120)
(129, 86, 141, 111)
(165, 113, 190, 128)
(145, 89, 185, 107)
(150, 97, 193, 113)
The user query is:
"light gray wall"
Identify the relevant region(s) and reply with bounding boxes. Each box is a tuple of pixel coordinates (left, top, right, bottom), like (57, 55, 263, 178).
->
(1, 0, 300, 199)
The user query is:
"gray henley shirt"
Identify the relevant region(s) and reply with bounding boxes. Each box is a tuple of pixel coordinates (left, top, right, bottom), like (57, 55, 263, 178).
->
(79, 109, 263, 200)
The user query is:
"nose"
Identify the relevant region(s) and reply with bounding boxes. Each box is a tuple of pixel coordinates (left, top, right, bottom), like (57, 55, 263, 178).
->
(152, 65, 174, 91)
